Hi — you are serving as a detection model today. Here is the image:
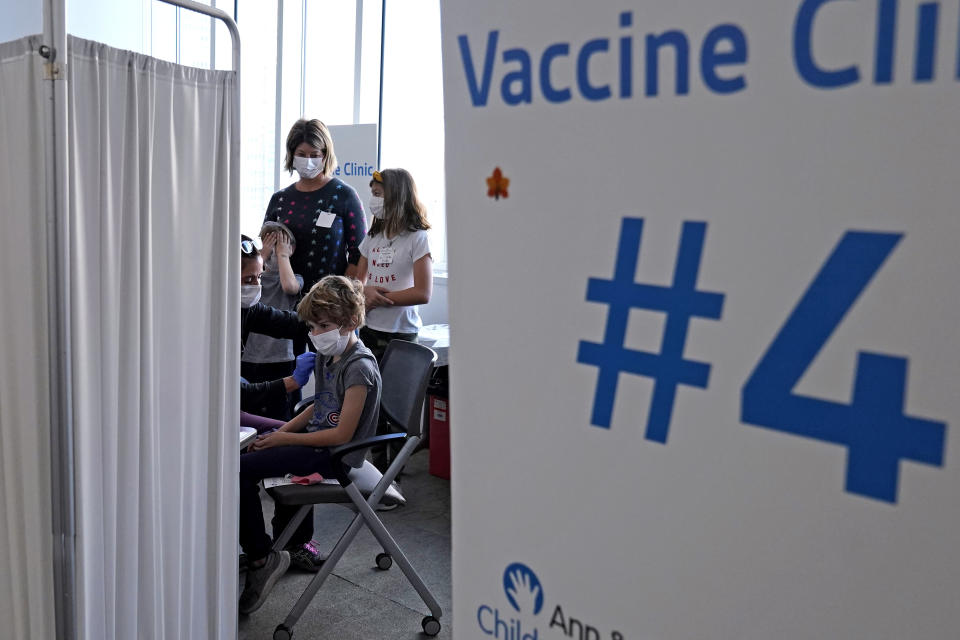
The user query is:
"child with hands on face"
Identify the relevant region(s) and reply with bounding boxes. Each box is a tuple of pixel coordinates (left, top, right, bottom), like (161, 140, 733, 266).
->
(240, 235, 314, 416)
(241, 223, 307, 420)
(240, 222, 306, 404)
(258, 222, 301, 297)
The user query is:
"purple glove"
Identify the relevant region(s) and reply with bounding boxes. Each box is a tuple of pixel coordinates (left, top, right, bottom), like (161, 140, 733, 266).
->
(291, 351, 317, 387)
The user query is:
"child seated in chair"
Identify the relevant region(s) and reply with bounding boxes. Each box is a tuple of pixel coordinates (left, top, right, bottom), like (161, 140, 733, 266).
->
(238, 275, 382, 615)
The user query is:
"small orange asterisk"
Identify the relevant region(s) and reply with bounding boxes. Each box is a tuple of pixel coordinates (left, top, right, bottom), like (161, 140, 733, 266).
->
(486, 167, 509, 200)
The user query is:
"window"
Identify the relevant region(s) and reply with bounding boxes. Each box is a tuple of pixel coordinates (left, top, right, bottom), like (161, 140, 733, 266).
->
(239, 0, 385, 233)
(380, 0, 446, 271)
(66, 0, 447, 270)
(236, 0, 280, 235)
(238, 0, 446, 270)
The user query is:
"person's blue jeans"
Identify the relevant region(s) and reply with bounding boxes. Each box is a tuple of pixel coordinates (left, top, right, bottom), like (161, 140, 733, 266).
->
(239, 446, 336, 562)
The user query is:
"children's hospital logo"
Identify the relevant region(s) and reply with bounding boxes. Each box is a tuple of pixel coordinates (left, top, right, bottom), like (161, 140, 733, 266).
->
(477, 562, 543, 640)
(477, 562, 625, 640)
(504, 563, 543, 615)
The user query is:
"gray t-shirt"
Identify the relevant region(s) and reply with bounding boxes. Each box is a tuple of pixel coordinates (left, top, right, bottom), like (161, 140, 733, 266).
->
(307, 340, 381, 468)
(241, 259, 304, 363)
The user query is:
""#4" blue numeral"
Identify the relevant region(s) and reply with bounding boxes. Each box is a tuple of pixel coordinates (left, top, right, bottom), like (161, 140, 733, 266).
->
(741, 232, 946, 503)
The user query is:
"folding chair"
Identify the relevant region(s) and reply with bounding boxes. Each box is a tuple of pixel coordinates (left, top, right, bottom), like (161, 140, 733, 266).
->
(267, 340, 442, 639)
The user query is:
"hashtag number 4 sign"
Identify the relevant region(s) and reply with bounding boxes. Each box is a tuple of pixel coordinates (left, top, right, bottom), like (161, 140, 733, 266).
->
(579, 221, 947, 504)
(577, 219, 725, 443)
(741, 231, 946, 504)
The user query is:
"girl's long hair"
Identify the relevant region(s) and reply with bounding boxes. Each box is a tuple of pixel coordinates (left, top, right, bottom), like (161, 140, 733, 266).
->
(369, 168, 430, 238)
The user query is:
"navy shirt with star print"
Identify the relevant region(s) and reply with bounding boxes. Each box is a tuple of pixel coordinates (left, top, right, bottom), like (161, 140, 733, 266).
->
(263, 178, 366, 291)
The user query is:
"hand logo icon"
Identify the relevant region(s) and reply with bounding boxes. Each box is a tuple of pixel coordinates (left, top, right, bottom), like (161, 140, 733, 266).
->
(503, 563, 543, 615)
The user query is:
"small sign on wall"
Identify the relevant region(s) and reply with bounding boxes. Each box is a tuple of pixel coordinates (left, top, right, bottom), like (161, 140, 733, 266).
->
(328, 124, 378, 228)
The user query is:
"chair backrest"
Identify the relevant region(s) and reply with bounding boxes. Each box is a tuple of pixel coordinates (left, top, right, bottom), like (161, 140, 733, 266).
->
(378, 340, 437, 438)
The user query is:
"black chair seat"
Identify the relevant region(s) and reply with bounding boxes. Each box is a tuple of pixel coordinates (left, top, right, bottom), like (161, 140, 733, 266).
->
(268, 482, 404, 507)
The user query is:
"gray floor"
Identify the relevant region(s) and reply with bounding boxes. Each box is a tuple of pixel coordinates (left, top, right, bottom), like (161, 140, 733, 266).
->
(239, 450, 452, 640)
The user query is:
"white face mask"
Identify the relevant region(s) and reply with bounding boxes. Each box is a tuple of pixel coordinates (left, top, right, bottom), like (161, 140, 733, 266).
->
(241, 284, 262, 308)
(293, 155, 323, 180)
(309, 326, 350, 356)
(368, 195, 385, 219)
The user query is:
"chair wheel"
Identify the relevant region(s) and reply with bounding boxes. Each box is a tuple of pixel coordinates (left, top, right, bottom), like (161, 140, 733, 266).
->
(273, 624, 292, 640)
(422, 616, 441, 636)
(375, 552, 393, 570)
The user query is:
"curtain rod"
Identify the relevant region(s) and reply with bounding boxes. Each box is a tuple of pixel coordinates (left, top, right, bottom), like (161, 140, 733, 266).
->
(155, 0, 241, 75)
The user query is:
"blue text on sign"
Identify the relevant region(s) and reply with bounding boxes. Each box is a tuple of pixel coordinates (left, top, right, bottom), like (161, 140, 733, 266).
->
(741, 232, 946, 503)
(456, 0, 959, 106)
(577, 219, 725, 444)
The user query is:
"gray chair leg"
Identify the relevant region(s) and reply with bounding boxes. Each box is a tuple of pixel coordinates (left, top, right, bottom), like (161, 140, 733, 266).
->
(270, 505, 312, 552)
(280, 509, 367, 629)
(274, 437, 442, 634)
(345, 482, 442, 618)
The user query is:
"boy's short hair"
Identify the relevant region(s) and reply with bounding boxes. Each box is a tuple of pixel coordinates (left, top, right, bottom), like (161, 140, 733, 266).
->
(297, 275, 365, 328)
(260, 221, 296, 248)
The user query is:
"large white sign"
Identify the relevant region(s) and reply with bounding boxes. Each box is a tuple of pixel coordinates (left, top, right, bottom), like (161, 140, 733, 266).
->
(443, 1, 960, 638)
(328, 123, 378, 227)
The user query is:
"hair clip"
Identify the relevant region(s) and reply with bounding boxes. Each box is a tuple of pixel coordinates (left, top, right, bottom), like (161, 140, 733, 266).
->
(372, 170, 383, 183)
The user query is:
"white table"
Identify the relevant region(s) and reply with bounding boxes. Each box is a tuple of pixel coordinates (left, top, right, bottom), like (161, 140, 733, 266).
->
(240, 426, 257, 450)
(418, 323, 449, 367)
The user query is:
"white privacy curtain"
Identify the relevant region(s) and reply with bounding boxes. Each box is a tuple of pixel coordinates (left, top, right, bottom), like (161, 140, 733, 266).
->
(67, 36, 238, 639)
(0, 35, 57, 640)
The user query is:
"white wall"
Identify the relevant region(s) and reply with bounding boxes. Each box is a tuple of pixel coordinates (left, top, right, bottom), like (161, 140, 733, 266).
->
(420, 276, 448, 326)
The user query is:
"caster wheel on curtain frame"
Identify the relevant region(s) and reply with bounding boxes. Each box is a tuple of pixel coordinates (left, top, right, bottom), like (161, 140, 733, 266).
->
(375, 552, 393, 570)
(422, 616, 441, 636)
(273, 623, 292, 640)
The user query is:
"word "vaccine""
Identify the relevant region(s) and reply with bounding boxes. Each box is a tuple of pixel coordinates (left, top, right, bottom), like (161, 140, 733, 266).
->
(457, 0, 958, 107)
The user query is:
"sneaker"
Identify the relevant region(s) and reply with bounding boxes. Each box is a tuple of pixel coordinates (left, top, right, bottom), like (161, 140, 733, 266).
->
(238, 550, 290, 614)
(288, 540, 327, 572)
(375, 480, 406, 511)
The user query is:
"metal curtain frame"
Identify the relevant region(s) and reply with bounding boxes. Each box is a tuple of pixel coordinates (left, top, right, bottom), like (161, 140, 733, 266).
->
(40, 1, 240, 638)
(160, 0, 241, 80)
(42, 1, 73, 638)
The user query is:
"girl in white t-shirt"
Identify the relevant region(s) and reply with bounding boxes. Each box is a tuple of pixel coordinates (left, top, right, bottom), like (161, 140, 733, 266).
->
(356, 168, 433, 363)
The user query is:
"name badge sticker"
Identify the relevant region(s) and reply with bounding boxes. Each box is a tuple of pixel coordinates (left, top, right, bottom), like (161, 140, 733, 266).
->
(379, 246, 396, 265)
(315, 211, 337, 228)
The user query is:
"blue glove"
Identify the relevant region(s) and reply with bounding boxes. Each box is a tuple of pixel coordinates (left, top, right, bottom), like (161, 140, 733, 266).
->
(292, 352, 317, 387)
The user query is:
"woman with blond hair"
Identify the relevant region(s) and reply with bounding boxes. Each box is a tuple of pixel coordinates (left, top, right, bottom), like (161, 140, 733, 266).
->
(263, 119, 367, 292)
